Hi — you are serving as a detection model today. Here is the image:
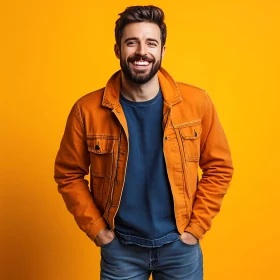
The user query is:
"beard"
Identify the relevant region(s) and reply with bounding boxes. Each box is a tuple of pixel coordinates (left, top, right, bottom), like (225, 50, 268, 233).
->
(120, 53, 162, 85)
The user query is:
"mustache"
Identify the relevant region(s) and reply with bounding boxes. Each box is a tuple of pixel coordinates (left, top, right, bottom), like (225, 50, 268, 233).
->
(128, 55, 155, 63)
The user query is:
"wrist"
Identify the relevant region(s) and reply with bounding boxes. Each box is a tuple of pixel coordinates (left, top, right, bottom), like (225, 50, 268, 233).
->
(185, 231, 199, 241)
(93, 227, 109, 241)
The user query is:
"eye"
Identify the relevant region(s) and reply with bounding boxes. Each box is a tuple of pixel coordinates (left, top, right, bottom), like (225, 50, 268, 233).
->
(127, 41, 137, 46)
(148, 42, 158, 47)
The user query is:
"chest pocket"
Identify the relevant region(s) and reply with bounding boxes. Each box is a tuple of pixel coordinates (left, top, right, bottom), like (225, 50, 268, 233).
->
(179, 122, 202, 162)
(87, 136, 117, 177)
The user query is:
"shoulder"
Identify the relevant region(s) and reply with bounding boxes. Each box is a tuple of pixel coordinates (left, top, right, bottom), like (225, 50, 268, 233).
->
(73, 87, 105, 112)
(78, 87, 104, 104)
(176, 81, 209, 107)
(177, 81, 206, 98)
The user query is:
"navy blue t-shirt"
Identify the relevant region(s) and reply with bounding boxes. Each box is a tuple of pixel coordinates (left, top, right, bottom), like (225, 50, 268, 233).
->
(115, 89, 179, 247)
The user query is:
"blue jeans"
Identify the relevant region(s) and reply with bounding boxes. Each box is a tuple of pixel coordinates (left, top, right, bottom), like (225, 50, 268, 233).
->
(100, 237, 203, 280)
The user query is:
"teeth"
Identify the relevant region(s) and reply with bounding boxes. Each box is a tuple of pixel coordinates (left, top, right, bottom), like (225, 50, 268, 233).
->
(133, 61, 149, 66)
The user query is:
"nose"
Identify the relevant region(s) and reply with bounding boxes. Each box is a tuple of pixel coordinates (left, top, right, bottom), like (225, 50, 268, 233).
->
(135, 42, 147, 57)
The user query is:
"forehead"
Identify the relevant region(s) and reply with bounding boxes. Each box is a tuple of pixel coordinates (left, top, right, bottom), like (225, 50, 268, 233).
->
(121, 22, 161, 42)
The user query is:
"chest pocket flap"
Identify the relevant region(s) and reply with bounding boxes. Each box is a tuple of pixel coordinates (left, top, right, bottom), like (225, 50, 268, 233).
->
(87, 137, 115, 154)
(180, 122, 202, 140)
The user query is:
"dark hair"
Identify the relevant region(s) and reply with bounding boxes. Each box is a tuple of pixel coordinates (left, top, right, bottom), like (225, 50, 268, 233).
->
(115, 5, 167, 47)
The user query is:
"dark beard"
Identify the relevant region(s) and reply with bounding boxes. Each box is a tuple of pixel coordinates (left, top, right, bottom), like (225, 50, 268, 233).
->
(120, 54, 162, 85)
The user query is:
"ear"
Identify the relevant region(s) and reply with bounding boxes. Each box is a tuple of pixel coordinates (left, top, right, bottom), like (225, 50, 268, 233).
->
(161, 45, 166, 58)
(114, 44, 120, 59)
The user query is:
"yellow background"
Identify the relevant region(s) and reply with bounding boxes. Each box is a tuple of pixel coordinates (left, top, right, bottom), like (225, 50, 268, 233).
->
(1, 0, 279, 279)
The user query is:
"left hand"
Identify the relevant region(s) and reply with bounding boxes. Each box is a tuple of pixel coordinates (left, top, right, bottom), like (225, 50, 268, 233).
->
(180, 232, 198, 245)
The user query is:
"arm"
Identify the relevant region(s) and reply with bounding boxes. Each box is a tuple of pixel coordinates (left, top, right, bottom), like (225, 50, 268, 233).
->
(185, 92, 234, 239)
(54, 101, 108, 240)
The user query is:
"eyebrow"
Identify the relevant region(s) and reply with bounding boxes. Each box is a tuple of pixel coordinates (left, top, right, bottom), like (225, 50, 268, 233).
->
(124, 37, 160, 44)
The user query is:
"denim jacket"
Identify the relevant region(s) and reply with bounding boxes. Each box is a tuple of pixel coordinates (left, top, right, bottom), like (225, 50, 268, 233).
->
(54, 67, 233, 241)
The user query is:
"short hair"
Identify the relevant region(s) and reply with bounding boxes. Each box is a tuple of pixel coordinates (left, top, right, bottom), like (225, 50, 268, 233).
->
(115, 5, 167, 47)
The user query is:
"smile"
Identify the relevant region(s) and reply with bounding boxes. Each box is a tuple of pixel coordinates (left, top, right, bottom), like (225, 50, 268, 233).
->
(133, 60, 150, 66)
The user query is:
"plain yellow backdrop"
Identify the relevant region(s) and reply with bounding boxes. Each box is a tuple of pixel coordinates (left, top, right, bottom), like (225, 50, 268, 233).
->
(1, 0, 279, 279)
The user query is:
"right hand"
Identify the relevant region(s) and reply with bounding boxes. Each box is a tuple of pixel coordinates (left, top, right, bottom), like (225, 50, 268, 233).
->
(94, 227, 116, 247)
(180, 231, 198, 245)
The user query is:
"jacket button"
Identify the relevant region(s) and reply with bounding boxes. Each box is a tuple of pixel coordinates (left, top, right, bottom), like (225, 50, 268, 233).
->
(194, 131, 197, 137)
(112, 204, 116, 207)
(95, 145, 100, 150)
(121, 151, 125, 155)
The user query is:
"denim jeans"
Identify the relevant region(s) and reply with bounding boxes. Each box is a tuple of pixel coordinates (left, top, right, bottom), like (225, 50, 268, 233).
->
(100, 237, 203, 280)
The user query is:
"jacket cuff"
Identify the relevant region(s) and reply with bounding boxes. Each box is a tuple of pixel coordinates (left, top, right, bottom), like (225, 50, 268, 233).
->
(185, 223, 206, 240)
(86, 217, 108, 240)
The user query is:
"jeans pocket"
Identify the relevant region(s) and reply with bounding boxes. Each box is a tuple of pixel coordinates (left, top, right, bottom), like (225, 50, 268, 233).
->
(178, 237, 198, 248)
(100, 236, 118, 249)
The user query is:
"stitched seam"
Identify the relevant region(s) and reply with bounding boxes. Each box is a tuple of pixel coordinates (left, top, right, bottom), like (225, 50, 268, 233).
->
(178, 129, 193, 200)
(202, 90, 209, 119)
(86, 216, 105, 235)
(107, 128, 122, 220)
(187, 156, 199, 162)
(174, 128, 188, 211)
(75, 101, 86, 134)
(88, 150, 113, 154)
(160, 67, 181, 99)
(102, 71, 121, 109)
(173, 120, 202, 128)
(91, 172, 110, 178)
(117, 232, 178, 241)
(187, 222, 205, 235)
(87, 135, 118, 139)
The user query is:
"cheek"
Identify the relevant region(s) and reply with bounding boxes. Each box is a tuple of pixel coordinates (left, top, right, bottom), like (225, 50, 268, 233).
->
(122, 47, 135, 57)
(151, 50, 162, 60)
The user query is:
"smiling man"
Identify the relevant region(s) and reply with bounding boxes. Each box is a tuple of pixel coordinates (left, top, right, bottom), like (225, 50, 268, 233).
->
(54, 5, 233, 280)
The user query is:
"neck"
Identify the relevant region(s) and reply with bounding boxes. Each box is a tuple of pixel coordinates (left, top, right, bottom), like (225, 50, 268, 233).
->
(120, 72, 160, 102)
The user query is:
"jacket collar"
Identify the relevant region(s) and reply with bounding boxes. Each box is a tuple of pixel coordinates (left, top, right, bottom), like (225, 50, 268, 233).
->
(102, 67, 182, 109)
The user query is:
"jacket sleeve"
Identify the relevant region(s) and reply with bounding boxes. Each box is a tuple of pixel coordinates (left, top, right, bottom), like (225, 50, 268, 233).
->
(54, 101, 108, 240)
(185, 92, 234, 239)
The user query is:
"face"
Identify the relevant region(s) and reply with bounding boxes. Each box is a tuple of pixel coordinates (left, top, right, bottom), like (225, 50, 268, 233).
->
(115, 22, 165, 84)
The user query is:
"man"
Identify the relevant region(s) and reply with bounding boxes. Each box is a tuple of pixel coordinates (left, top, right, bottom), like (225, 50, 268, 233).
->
(54, 5, 233, 280)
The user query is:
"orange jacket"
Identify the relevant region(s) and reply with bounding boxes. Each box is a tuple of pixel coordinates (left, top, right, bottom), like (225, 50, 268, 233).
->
(54, 67, 233, 240)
